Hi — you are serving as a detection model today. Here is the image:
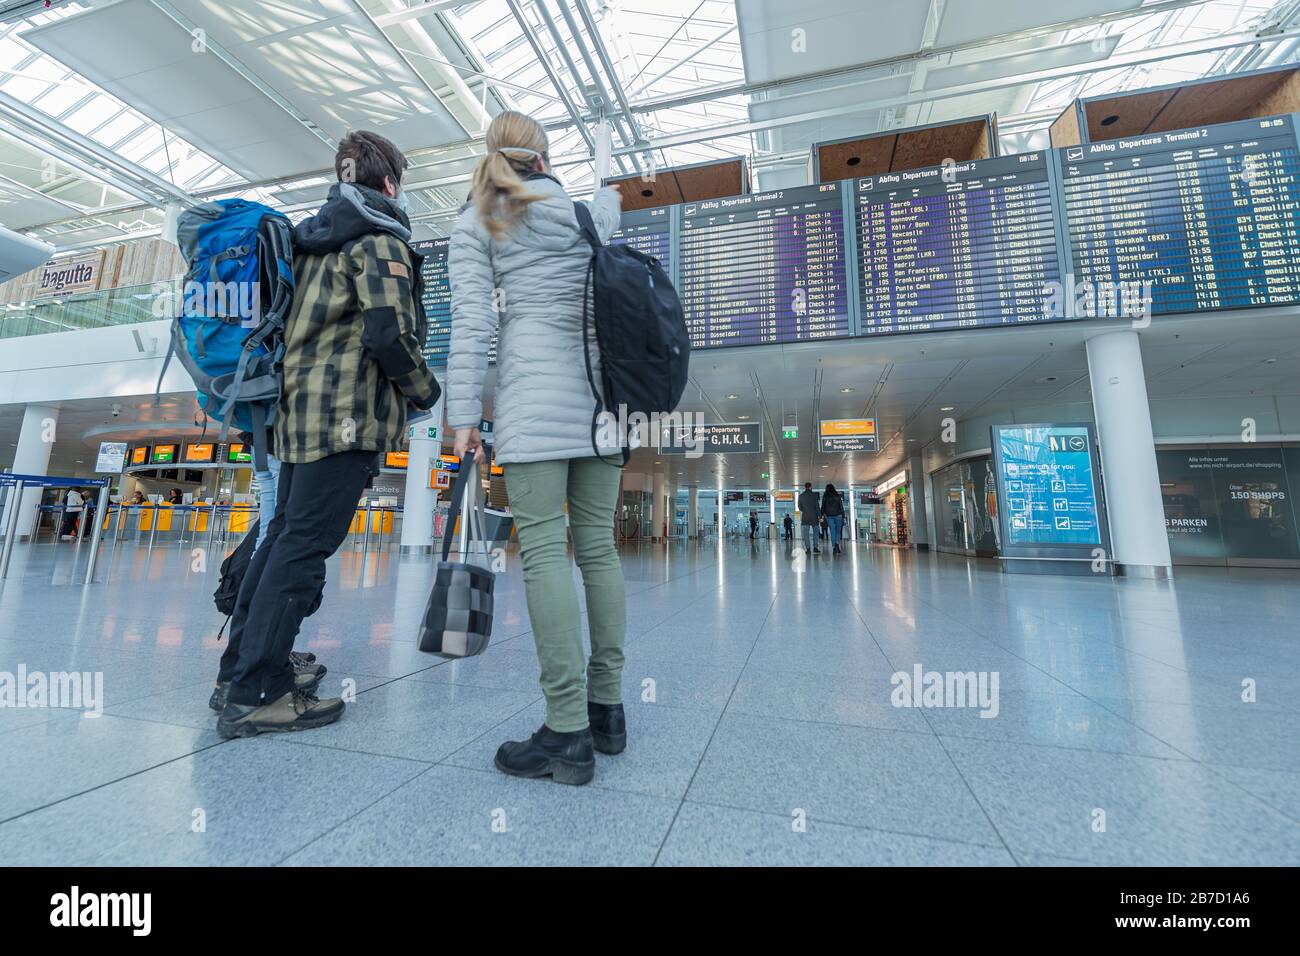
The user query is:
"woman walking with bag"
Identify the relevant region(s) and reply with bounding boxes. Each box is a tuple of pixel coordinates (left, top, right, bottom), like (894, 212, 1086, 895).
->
(823, 483, 846, 555)
(447, 111, 625, 786)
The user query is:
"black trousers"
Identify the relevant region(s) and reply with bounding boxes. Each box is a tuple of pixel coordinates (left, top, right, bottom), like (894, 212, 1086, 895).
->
(218, 450, 378, 706)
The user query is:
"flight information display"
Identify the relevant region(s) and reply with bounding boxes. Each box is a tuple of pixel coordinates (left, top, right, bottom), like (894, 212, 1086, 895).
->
(1061, 115, 1300, 315)
(610, 206, 670, 266)
(679, 182, 850, 348)
(854, 152, 1063, 334)
(411, 238, 452, 366)
(412, 237, 496, 367)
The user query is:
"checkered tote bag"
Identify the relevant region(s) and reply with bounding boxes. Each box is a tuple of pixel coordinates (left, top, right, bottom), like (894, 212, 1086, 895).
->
(418, 461, 495, 658)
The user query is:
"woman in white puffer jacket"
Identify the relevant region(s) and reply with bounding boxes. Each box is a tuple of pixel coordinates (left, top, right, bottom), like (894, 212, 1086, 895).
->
(447, 110, 626, 787)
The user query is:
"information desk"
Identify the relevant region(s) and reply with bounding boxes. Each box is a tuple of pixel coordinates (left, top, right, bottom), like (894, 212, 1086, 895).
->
(1061, 115, 1300, 314)
(855, 152, 1064, 333)
(679, 182, 851, 348)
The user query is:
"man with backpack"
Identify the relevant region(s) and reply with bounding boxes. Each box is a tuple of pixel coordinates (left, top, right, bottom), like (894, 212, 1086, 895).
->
(214, 130, 441, 739)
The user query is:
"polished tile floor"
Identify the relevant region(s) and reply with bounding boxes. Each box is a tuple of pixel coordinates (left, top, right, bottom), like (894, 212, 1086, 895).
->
(0, 533, 1297, 866)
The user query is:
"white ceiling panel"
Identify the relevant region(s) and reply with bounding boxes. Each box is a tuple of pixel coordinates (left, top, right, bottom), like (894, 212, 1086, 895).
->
(934, 0, 1143, 48)
(24, 0, 334, 180)
(924, 35, 1120, 90)
(169, 0, 467, 153)
(736, 0, 931, 84)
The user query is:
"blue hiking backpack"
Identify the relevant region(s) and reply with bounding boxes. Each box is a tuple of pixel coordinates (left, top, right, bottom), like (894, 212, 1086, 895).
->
(156, 199, 294, 470)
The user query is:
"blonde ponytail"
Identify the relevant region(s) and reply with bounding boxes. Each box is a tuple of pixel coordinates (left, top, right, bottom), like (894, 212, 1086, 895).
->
(472, 111, 551, 240)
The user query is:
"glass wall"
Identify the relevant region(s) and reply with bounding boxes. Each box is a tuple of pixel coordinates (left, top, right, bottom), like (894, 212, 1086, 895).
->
(930, 455, 1000, 557)
(1157, 445, 1300, 566)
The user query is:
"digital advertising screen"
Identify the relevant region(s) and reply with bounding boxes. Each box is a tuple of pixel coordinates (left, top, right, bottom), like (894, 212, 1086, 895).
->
(991, 423, 1107, 565)
(226, 443, 252, 464)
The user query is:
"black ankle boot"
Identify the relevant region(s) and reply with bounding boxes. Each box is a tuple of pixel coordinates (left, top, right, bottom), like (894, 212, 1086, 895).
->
(494, 725, 595, 785)
(587, 701, 627, 755)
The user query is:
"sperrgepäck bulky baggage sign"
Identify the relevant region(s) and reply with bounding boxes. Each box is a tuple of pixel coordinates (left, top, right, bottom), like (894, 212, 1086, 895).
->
(818, 419, 878, 453)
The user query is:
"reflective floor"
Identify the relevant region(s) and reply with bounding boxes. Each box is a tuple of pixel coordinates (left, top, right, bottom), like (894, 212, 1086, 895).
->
(0, 534, 1297, 866)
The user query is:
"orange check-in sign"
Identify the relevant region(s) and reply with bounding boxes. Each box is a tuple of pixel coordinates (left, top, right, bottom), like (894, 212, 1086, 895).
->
(818, 418, 878, 452)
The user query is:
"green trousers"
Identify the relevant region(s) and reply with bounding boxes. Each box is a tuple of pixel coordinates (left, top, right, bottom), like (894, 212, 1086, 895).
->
(504, 457, 626, 732)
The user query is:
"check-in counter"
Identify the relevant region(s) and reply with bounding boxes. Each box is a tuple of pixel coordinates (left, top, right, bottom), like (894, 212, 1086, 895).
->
(349, 508, 394, 535)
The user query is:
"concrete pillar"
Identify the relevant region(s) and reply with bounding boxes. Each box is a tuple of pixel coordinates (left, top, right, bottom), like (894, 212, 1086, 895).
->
(651, 472, 666, 541)
(3, 405, 58, 540)
(1085, 329, 1172, 576)
(688, 483, 698, 538)
(399, 394, 446, 554)
(907, 454, 930, 551)
(848, 485, 858, 541)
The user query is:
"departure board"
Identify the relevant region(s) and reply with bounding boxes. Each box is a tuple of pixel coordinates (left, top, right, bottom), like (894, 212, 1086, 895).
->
(611, 206, 670, 266)
(411, 238, 451, 366)
(855, 153, 1063, 334)
(412, 237, 495, 367)
(1061, 115, 1300, 315)
(679, 182, 850, 348)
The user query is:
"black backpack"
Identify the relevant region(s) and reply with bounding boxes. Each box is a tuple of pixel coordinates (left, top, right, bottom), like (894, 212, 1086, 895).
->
(213, 520, 322, 635)
(574, 201, 689, 464)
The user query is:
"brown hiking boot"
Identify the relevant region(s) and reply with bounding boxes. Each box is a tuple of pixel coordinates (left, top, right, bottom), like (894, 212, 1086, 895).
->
(216, 688, 345, 738)
(208, 667, 324, 713)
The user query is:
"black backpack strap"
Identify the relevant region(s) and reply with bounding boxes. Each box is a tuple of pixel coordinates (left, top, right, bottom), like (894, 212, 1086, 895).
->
(573, 200, 601, 251)
(248, 402, 269, 472)
(579, 257, 628, 467)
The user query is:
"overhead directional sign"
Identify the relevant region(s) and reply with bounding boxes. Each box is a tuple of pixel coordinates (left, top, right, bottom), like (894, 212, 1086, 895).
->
(657, 422, 764, 455)
(818, 418, 878, 452)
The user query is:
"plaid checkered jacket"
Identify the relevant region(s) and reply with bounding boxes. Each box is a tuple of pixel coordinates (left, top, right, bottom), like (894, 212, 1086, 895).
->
(275, 232, 441, 463)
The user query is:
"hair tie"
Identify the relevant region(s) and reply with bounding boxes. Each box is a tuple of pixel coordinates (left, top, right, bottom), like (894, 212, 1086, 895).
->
(497, 146, 542, 161)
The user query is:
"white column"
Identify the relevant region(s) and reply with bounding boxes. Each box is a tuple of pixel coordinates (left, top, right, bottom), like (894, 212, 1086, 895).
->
(651, 472, 666, 541)
(688, 483, 698, 538)
(907, 454, 930, 551)
(399, 394, 445, 554)
(1086, 329, 1172, 576)
(3, 405, 58, 540)
(848, 485, 858, 542)
(593, 120, 613, 185)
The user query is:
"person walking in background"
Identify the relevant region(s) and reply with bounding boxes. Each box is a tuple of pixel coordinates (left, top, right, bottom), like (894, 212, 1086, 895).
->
(823, 483, 846, 556)
(798, 481, 821, 555)
(783, 512, 793, 540)
(448, 110, 625, 787)
(749, 510, 758, 539)
(215, 130, 440, 739)
(59, 487, 83, 539)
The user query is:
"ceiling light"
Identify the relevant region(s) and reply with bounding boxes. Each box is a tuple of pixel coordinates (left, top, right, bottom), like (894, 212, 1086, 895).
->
(726, 393, 739, 400)
(840, 386, 854, 393)
(940, 405, 954, 411)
